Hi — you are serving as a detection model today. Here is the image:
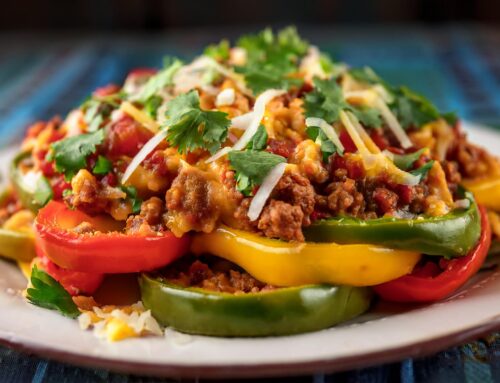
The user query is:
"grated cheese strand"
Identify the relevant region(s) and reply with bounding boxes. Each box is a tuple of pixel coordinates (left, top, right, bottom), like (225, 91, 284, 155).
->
(121, 129, 168, 183)
(375, 98, 413, 149)
(120, 101, 160, 133)
(305, 117, 345, 153)
(248, 162, 287, 221)
(339, 110, 370, 155)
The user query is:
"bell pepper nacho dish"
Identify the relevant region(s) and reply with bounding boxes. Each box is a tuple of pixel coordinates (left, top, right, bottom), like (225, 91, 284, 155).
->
(2, 27, 499, 340)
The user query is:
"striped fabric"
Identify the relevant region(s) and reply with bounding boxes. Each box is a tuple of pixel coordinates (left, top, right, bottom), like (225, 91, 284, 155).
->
(0, 25, 499, 382)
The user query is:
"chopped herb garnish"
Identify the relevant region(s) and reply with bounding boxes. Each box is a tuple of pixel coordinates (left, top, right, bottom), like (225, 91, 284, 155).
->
(304, 77, 382, 128)
(391, 86, 440, 129)
(165, 90, 231, 154)
(411, 160, 435, 180)
(229, 150, 286, 196)
(144, 95, 163, 119)
(392, 148, 426, 171)
(235, 27, 308, 94)
(92, 155, 113, 175)
(81, 92, 123, 133)
(26, 265, 80, 318)
(204, 39, 230, 61)
(33, 175, 53, 207)
(50, 130, 105, 180)
(135, 57, 183, 103)
(246, 124, 268, 150)
(306, 126, 338, 162)
(120, 185, 142, 214)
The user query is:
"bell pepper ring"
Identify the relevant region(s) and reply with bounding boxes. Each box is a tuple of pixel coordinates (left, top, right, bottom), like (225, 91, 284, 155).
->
(304, 190, 480, 257)
(373, 204, 491, 302)
(462, 176, 500, 212)
(35, 201, 190, 274)
(139, 274, 372, 337)
(191, 226, 421, 287)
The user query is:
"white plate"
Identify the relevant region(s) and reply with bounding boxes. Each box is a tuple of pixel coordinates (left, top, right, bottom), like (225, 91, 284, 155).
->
(0, 122, 499, 379)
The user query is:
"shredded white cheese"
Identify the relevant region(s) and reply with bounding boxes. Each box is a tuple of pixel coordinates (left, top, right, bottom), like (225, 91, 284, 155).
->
(248, 162, 287, 221)
(121, 129, 168, 183)
(305, 117, 345, 153)
(215, 88, 235, 107)
(206, 89, 286, 163)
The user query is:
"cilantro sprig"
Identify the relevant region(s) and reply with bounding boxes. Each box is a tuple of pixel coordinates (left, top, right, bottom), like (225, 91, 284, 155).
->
(81, 92, 123, 133)
(165, 90, 231, 154)
(135, 57, 183, 103)
(204, 39, 230, 61)
(304, 77, 382, 128)
(26, 265, 80, 318)
(120, 185, 142, 214)
(235, 27, 308, 94)
(50, 130, 105, 180)
(306, 126, 339, 162)
(229, 150, 286, 196)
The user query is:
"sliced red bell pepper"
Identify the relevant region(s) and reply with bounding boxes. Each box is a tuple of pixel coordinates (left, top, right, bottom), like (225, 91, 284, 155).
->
(35, 201, 190, 274)
(373, 205, 491, 302)
(36, 247, 103, 296)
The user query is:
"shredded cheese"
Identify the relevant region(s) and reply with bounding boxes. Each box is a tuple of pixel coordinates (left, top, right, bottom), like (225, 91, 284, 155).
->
(206, 89, 286, 163)
(305, 117, 345, 153)
(121, 129, 168, 184)
(231, 112, 255, 130)
(247, 162, 287, 221)
(216, 88, 235, 107)
(374, 98, 412, 149)
(120, 101, 160, 133)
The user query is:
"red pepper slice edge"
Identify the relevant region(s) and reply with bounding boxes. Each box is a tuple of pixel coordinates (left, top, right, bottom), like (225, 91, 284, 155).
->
(373, 205, 491, 302)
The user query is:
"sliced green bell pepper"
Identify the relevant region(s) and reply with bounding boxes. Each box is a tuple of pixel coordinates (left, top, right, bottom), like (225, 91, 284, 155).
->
(10, 151, 53, 212)
(304, 190, 480, 258)
(139, 274, 372, 337)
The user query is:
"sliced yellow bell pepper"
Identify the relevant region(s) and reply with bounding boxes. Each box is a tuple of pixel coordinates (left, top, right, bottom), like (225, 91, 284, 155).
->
(191, 227, 421, 287)
(462, 176, 500, 212)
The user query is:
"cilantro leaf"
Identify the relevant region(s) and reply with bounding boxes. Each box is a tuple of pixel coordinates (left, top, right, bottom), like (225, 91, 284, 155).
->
(51, 130, 105, 180)
(246, 124, 268, 150)
(92, 155, 112, 175)
(392, 148, 426, 171)
(391, 86, 440, 129)
(135, 57, 183, 103)
(165, 90, 231, 154)
(26, 265, 80, 318)
(204, 39, 230, 61)
(236, 27, 308, 94)
(411, 160, 435, 180)
(81, 92, 122, 133)
(304, 77, 381, 128)
(120, 185, 142, 214)
(229, 150, 286, 196)
(306, 126, 338, 162)
(144, 95, 163, 119)
(33, 175, 53, 207)
(349, 66, 385, 85)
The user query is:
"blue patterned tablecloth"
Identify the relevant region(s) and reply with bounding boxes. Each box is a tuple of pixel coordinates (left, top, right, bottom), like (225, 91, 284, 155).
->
(0, 25, 499, 382)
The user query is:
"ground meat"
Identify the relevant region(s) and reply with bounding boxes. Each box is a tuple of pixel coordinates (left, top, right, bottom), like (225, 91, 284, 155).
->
(257, 200, 305, 241)
(125, 197, 165, 235)
(447, 132, 500, 179)
(441, 160, 462, 195)
(373, 187, 399, 215)
(164, 257, 274, 294)
(165, 164, 225, 236)
(273, 172, 315, 226)
(325, 179, 366, 217)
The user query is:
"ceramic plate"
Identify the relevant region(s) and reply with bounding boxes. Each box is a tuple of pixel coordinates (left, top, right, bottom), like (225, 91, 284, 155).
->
(0, 122, 499, 379)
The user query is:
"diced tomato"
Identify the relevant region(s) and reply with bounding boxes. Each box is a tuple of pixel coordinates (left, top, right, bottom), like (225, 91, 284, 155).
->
(93, 84, 121, 98)
(267, 139, 296, 158)
(51, 175, 71, 199)
(105, 116, 154, 157)
(369, 129, 389, 150)
(339, 130, 357, 153)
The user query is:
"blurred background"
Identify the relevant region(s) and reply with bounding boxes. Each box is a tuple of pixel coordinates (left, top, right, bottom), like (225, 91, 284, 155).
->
(0, 0, 500, 145)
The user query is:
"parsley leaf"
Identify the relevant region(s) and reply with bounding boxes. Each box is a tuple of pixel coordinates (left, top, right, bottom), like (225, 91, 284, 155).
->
(236, 27, 308, 94)
(411, 160, 435, 180)
(204, 39, 230, 61)
(392, 148, 426, 171)
(51, 130, 105, 180)
(135, 57, 183, 103)
(246, 124, 268, 150)
(92, 155, 112, 175)
(33, 175, 53, 207)
(165, 90, 231, 154)
(306, 126, 338, 162)
(304, 77, 381, 128)
(26, 265, 80, 318)
(120, 185, 142, 214)
(229, 150, 286, 196)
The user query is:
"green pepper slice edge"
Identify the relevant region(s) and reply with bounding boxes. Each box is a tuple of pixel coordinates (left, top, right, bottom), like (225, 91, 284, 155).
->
(304, 189, 480, 257)
(139, 274, 372, 337)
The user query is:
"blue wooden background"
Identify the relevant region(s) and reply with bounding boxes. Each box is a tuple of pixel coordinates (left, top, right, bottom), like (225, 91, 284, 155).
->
(0, 25, 499, 382)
